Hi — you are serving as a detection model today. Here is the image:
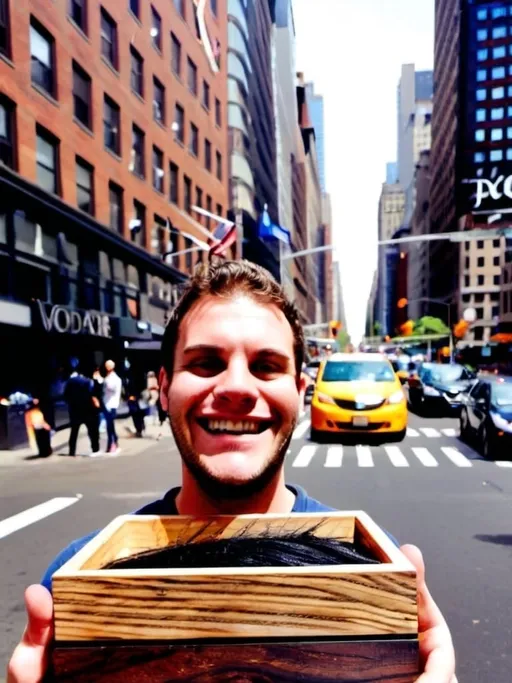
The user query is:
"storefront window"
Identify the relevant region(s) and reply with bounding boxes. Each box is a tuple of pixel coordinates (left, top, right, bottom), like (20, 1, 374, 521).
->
(112, 258, 125, 283)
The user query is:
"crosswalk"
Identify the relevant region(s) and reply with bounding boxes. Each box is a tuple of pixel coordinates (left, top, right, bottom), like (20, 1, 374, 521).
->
(290, 420, 512, 470)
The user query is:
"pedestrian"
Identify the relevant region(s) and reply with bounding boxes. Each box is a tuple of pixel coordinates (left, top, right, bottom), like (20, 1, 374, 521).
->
(126, 376, 147, 438)
(63, 360, 100, 457)
(146, 370, 159, 424)
(24, 398, 52, 458)
(6, 261, 457, 683)
(102, 359, 122, 455)
(92, 366, 106, 434)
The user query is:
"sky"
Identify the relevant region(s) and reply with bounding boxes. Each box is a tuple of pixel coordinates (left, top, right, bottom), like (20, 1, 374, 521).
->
(293, 0, 435, 342)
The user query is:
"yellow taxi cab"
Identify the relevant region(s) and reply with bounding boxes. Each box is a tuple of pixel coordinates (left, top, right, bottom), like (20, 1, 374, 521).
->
(310, 353, 407, 442)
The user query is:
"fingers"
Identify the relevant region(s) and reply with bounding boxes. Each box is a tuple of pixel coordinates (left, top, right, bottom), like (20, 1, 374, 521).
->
(22, 585, 53, 648)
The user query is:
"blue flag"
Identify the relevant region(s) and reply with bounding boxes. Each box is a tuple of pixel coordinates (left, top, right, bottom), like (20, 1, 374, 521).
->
(258, 208, 291, 246)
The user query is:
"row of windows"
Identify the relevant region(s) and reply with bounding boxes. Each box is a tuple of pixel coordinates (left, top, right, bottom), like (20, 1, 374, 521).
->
(477, 45, 512, 60)
(465, 239, 502, 250)
(475, 126, 512, 141)
(1, 8, 223, 130)
(477, 24, 512, 41)
(476, 85, 512, 100)
(463, 274, 501, 286)
(476, 65, 512, 80)
(477, 6, 511, 21)
(474, 148, 512, 162)
(461, 292, 501, 304)
(464, 255, 501, 269)
(476, 105, 512, 121)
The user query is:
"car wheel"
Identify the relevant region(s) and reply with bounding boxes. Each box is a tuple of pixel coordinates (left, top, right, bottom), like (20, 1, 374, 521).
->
(388, 429, 407, 443)
(459, 410, 470, 442)
(310, 428, 323, 443)
(481, 424, 496, 460)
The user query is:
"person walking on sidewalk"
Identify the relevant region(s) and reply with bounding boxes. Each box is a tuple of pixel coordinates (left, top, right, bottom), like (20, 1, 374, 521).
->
(102, 360, 122, 454)
(64, 361, 100, 457)
(24, 398, 53, 458)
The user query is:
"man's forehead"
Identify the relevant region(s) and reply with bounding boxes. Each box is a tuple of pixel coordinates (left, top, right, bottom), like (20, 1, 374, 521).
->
(178, 295, 293, 349)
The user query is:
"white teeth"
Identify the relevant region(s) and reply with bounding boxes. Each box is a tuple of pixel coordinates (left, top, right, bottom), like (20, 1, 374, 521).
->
(206, 419, 261, 434)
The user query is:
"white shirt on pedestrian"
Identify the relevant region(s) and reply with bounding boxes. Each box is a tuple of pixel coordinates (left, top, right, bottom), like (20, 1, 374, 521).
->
(103, 372, 122, 410)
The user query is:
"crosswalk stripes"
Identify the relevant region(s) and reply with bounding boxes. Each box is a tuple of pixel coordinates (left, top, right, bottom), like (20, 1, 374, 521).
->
(419, 427, 440, 438)
(0, 496, 82, 541)
(325, 446, 343, 468)
(356, 445, 374, 468)
(496, 461, 512, 468)
(292, 419, 310, 440)
(411, 447, 439, 467)
(441, 447, 472, 468)
(384, 446, 410, 467)
(442, 428, 457, 437)
(406, 427, 419, 437)
(292, 444, 316, 468)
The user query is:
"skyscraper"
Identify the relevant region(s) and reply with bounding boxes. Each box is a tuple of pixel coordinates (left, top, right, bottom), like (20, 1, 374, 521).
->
(305, 82, 327, 192)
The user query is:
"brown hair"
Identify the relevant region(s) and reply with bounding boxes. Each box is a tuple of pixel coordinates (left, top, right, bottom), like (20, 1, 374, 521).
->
(161, 260, 305, 380)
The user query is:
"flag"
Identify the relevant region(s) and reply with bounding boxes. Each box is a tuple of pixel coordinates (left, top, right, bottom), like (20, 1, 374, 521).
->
(210, 224, 237, 257)
(258, 208, 291, 246)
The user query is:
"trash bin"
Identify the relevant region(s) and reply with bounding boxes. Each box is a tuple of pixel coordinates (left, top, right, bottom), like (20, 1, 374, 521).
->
(0, 403, 31, 450)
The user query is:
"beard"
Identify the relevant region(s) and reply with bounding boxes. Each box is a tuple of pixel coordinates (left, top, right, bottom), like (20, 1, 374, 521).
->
(169, 414, 296, 501)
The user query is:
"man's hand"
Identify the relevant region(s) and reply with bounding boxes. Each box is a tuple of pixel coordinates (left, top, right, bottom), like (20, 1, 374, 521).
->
(6, 585, 53, 683)
(401, 544, 457, 683)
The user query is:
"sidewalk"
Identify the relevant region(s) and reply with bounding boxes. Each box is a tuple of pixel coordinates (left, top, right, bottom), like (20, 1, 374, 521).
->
(0, 416, 172, 467)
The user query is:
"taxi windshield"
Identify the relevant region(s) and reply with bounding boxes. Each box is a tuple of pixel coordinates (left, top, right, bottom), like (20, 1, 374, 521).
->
(322, 361, 395, 382)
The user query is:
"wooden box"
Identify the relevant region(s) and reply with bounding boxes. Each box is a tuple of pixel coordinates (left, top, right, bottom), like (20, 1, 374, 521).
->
(50, 512, 419, 682)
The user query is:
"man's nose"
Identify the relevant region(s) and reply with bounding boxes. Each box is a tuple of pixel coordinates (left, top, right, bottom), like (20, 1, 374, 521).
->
(212, 358, 258, 409)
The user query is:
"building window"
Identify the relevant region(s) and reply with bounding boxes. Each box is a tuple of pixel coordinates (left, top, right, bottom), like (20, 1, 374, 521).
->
(203, 138, 212, 171)
(30, 20, 55, 96)
(100, 7, 117, 68)
(492, 26, 507, 40)
(475, 308, 484, 321)
(493, 239, 501, 248)
(36, 126, 58, 194)
(476, 108, 486, 122)
(189, 122, 199, 156)
(153, 77, 165, 125)
(129, 0, 139, 18)
(492, 66, 505, 80)
(475, 129, 485, 142)
(206, 195, 212, 229)
(171, 32, 181, 76)
(196, 187, 203, 212)
(477, 69, 487, 82)
(109, 181, 123, 232)
(492, 7, 507, 18)
(491, 107, 504, 120)
(216, 150, 222, 180)
(170, 162, 179, 204)
(187, 57, 198, 95)
(477, 8, 487, 20)
(490, 149, 503, 161)
(174, 103, 185, 143)
(476, 88, 487, 101)
(72, 61, 92, 129)
(464, 275, 470, 287)
(507, 127, 512, 138)
(151, 214, 167, 257)
(103, 95, 120, 155)
(477, 29, 488, 41)
(216, 203, 223, 218)
(477, 240, 484, 249)
(492, 305, 500, 319)
(494, 274, 501, 285)
(76, 157, 94, 215)
(492, 86, 504, 99)
(152, 145, 164, 192)
(478, 274, 485, 285)
(151, 6, 162, 51)
(477, 256, 485, 268)
(69, 0, 87, 33)
(493, 46, 506, 59)
(184, 175, 192, 213)
(494, 255, 500, 266)
(131, 124, 145, 177)
(465, 256, 470, 269)
(130, 46, 143, 97)
(173, 0, 185, 19)
(477, 49, 488, 61)
(474, 293, 485, 304)
(202, 80, 210, 110)
(215, 97, 221, 126)
(132, 200, 146, 246)
(0, 97, 15, 169)
(491, 128, 503, 141)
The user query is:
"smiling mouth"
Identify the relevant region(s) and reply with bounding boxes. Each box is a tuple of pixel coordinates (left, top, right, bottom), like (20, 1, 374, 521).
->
(196, 418, 273, 435)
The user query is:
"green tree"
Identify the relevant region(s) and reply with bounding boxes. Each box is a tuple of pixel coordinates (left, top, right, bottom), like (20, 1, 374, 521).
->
(373, 321, 382, 335)
(413, 316, 450, 336)
(337, 328, 351, 350)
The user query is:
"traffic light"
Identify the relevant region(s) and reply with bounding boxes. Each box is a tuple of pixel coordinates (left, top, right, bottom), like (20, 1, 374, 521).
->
(330, 320, 342, 338)
(397, 298, 408, 309)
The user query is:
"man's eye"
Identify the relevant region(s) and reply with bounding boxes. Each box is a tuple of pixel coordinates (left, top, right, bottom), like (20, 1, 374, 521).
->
(253, 362, 282, 375)
(187, 358, 224, 375)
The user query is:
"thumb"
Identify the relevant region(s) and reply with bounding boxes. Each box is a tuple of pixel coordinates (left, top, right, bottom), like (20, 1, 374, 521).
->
(400, 544, 448, 633)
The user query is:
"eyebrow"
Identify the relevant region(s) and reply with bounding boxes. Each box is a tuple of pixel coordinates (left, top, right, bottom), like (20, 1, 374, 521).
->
(183, 345, 292, 362)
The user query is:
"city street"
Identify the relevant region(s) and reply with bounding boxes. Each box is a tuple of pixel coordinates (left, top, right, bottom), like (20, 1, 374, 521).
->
(1, 412, 511, 682)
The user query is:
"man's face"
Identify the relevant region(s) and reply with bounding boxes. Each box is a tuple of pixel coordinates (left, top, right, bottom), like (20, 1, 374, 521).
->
(160, 295, 301, 499)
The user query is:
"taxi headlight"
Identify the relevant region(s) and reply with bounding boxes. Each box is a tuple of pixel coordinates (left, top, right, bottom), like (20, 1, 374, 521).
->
(388, 390, 405, 405)
(316, 392, 336, 405)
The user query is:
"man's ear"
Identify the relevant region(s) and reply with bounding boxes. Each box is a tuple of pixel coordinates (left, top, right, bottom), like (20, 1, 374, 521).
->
(297, 372, 307, 395)
(159, 367, 170, 412)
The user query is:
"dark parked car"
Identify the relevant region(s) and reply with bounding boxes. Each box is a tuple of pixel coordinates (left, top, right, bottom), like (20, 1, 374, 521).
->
(407, 362, 476, 415)
(460, 376, 512, 460)
(304, 360, 321, 404)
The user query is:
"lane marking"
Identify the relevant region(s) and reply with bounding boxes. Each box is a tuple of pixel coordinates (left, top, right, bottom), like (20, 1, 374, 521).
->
(356, 445, 374, 468)
(292, 445, 317, 468)
(292, 419, 311, 440)
(420, 428, 441, 438)
(496, 461, 512, 468)
(406, 427, 419, 437)
(441, 428, 457, 437)
(384, 446, 409, 468)
(325, 446, 343, 468)
(0, 496, 81, 541)
(412, 447, 438, 467)
(441, 447, 472, 468)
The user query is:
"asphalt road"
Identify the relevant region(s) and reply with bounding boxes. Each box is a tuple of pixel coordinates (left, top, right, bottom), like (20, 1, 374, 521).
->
(1, 411, 511, 682)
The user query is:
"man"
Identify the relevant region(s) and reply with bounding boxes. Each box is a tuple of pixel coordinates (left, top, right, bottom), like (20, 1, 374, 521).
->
(63, 359, 100, 457)
(6, 261, 457, 682)
(102, 359, 122, 454)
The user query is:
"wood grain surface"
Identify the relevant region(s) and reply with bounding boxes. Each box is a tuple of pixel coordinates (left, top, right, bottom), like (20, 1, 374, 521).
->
(51, 639, 420, 682)
(53, 568, 417, 642)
